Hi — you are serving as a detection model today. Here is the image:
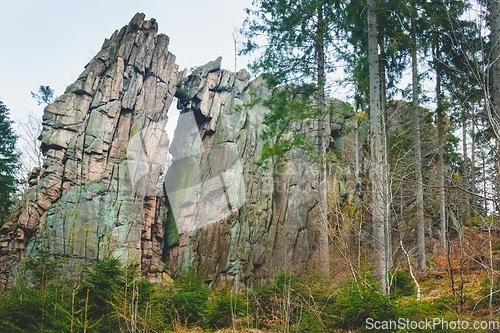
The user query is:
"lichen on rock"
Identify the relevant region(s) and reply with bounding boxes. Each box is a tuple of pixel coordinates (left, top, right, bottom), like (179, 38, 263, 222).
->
(0, 13, 181, 291)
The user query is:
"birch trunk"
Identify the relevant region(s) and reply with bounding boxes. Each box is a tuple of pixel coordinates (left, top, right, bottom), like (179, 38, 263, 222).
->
(435, 42, 447, 253)
(462, 106, 471, 220)
(488, 0, 500, 141)
(488, 0, 500, 217)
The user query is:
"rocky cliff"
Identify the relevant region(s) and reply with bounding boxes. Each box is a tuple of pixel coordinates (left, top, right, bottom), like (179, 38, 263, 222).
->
(0, 14, 353, 291)
(164, 59, 326, 286)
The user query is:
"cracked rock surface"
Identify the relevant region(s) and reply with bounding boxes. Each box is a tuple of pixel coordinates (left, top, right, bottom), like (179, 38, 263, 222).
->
(0, 13, 352, 292)
(164, 61, 325, 286)
(0, 13, 181, 291)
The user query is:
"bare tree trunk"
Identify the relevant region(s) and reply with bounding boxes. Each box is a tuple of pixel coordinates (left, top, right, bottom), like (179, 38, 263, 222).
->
(489, 0, 500, 218)
(496, 142, 500, 213)
(379, 38, 392, 272)
(383, 104, 392, 274)
(485, 0, 500, 214)
(488, 224, 494, 317)
(462, 106, 471, 220)
(411, 6, 426, 270)
(368, 0, 388, 294)
(232, 31, 238, 73)
(483, 155, 488, 212)
(435, 42, 447, 253)
(379, 37, 387, 114)
(355, 116, 360, 186)
(471, 105, 477, 210)
(488, 0, 500, 141)
(400, 238, 421, 301)
(316, 2, 329, 276)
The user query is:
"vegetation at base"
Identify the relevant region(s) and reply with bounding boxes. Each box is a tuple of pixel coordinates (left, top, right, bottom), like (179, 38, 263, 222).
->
(332, 278, 397, 332)
(159, 270, 208, 326)
(0, 257, 497, 332)
(389, 270, 415, 298)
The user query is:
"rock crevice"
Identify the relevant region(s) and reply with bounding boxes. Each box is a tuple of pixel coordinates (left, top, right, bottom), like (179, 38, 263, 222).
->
(164, 60, 325, 286)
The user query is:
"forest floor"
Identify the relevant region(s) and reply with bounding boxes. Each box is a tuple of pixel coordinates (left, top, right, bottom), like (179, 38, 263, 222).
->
(411, 225, 500, 319)
(171, 226, 500, 332)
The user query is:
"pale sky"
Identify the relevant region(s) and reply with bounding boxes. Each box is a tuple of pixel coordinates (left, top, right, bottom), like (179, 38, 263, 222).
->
(0, 0, 253, 128)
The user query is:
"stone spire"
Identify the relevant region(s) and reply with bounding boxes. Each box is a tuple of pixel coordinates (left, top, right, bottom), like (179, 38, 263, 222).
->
(0, 13, 181, 291)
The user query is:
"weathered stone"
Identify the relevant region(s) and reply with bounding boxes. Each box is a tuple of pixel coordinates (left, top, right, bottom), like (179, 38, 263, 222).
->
(0, 15, 356, 293)
(162, 61, 336, 286)
(0, 13, 180, 291)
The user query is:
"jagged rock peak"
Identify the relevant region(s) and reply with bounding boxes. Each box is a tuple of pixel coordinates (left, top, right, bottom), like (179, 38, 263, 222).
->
(0, 13, 181, 291)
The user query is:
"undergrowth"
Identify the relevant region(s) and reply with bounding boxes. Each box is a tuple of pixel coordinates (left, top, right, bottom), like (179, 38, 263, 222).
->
(0, 256, 497, 332)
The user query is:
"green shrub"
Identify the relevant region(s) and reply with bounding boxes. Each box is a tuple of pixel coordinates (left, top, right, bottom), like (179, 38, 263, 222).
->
(0, 252, 77, 332)
(78, 258, 127, 331)
(249, 271, 334, 333)
(479, 276, 500, 307)
(397, 298, 456, 332)
(390, 270, 415, 298)
(111, 276, 168, 332)
(21, 249, 63, 287)
(0, 283, 73, 332)
(205, 285, 247, 329)
(0, 258, 171, 332)
(332, 279, 397, 332)
(160, 270, 209, 326)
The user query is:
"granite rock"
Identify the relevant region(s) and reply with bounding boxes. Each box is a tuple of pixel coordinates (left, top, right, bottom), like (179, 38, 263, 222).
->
(0, 13, 181, 290)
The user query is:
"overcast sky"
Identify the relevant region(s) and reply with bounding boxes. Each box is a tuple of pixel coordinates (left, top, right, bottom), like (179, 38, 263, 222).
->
(0, 0, 253, 129)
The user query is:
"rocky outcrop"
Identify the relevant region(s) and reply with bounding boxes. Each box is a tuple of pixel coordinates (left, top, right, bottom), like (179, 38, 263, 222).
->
(0, 13, 181, 291)
(163, 60, 346, 285)
(0, 13, 355, 291)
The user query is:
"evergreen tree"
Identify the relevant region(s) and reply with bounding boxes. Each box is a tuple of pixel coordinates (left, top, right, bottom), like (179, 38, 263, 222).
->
(423, 0, 474, 251)
(241, 0, 338, 275)
(367, 0, 390, 294)
(31, 85, 55, 106)
(0, 100, 20, 225)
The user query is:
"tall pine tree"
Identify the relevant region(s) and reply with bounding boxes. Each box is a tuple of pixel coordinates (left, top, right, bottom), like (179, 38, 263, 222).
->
(367, 0, 390, 294)
(241, 0, 337, 275)
(0, 100, 20, 225)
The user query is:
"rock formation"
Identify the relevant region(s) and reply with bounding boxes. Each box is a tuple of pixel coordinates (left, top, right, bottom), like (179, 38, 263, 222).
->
(164, 60, 329, 285)
(0, 13, 355, 291)
(0, 13, 181, 290)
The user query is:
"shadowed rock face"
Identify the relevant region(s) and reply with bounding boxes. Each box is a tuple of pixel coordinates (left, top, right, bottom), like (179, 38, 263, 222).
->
(164, 62, 325, 286)
(0, 13, 353, 292)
